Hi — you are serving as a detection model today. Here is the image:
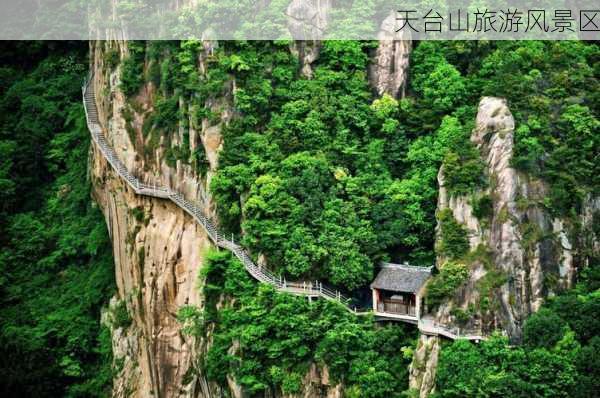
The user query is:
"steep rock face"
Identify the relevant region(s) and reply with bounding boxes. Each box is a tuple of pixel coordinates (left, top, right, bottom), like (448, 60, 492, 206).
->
(581, 194, 600, 265)
(369, 12, 412, 98)
(433, 97, 581, 338)
(90, 40, 348, 398)
(286, 0, 331, 38)
(91, 135, 217, 397)
(287, 0, 331, 77)
(410, 97, 598, 397)
(90, 40, 227, 398)
(289, 40, 322, 78)
(408, 335, 440, 398)
(92, 40, 224, 218)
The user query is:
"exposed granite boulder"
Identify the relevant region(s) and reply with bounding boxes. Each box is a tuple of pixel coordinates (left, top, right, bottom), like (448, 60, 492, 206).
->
(286, 0, 330, 39)
(432, 97, 579, 339)
(286, 0, 331, 77)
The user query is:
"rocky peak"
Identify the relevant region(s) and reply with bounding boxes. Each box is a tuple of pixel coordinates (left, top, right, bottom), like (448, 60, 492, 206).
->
(434, 96, 580, 340)
(286, 0, 331, 77)
(472, 97, 516, 180)
(286, 0, 331, 38)
(410, 96, 587, 398)
(369, 12, 412, 98)
(289, 40, 322, 78)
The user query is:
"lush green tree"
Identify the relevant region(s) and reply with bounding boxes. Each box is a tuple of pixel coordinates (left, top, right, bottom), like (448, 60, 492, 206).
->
(191, 249, 415, 397)
(436, 335, 578, 398)
(120, 41, 146, 96)
(436, 266, 600, 398)
(207, 41, 433, 291)
(545, 104, 599, 213)
(436, 209, 470, 260)
(574, 336, 600, 398)
(0, 42, 114, 397)
(425, 261, 469, 308)
(523, 308, 568, 349)
(421, 61, 467, 114)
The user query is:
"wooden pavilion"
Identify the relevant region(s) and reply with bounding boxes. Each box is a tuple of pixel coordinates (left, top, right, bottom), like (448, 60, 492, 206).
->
(370, 263, 432, 321)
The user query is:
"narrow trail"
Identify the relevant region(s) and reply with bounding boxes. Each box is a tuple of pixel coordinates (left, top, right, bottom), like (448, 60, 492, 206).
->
(83, 75, 485, 341)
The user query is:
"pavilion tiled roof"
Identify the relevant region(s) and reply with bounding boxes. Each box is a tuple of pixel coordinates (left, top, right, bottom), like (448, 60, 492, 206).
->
(370, 263, 433, 293)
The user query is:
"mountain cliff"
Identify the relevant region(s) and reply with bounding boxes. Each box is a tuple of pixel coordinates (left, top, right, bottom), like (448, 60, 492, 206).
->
(88, 34, 420, 396)
(89, 39, 221, 397)
(86, 36, 598, 398)
(409, 94, 599, 398)
(1, 21, 598, 398)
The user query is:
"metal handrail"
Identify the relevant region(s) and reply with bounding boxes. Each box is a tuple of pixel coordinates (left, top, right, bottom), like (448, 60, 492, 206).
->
(82, 75, 353, 309)
(83, 73, 488, 340)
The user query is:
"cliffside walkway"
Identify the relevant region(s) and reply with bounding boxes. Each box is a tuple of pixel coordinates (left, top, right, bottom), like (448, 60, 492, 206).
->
(419, 316, 485, 341)
(82, 78, 357, 308)
(83, 76, 485, 341)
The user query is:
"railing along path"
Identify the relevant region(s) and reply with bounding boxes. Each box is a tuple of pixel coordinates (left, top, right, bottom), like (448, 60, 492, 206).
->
(83, 76, 358, 310)
(83, 75, 486, 340)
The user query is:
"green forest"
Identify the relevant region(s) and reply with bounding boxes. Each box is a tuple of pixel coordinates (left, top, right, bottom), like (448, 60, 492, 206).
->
(176, 250, 599, 397)
(0, 42, 115, 397)
(0, 39, 598, 397)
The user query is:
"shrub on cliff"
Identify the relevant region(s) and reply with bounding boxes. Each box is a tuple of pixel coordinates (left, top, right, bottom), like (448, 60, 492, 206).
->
(188, 249, 416, 397)
(436, 209, 470, 260)
(425, 261, 469, 308)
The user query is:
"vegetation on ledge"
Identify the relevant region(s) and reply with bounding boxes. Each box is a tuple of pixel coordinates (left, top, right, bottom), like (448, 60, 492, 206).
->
(435, 267, 600, 398)
(179, 249, 416, 397)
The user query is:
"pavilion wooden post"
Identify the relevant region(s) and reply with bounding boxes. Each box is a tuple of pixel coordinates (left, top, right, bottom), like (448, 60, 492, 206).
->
(372, 288, 379, 313)
(415, 293, 421, 318)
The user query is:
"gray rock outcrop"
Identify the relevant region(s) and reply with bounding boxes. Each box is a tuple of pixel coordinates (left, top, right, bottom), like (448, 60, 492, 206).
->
(286, 0, 331, 39)
(408, 335, 440, 398)
(434, 97, 580, 339)
(369, 12, 412, 98)
(286, 0, 331, 77)
(410, 96, 597, 397)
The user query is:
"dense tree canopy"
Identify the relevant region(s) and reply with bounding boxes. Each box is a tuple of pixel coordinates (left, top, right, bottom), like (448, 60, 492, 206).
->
(184, 249, 416, 397)
(0, 37, 598, 397)
(0, 42, 115, 397)
(206, 40, 598, 293)
(435, 267, 600, 398)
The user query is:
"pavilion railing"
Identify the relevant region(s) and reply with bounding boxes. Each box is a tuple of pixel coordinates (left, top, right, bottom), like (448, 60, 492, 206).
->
(377, 300, 416, 317)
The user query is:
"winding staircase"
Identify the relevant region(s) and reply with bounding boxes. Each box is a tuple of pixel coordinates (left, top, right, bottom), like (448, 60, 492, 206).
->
(83, 75, 485, 341)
